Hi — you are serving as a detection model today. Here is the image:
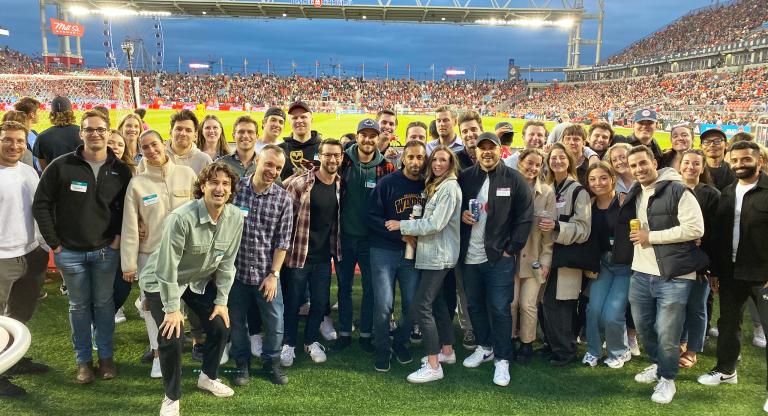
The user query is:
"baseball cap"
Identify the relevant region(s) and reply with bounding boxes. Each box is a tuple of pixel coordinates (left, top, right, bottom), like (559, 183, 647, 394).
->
(495, 121, 513, 130)
(287, 101, 311, 114)
(51, 96, 72, 113)
(357, 118, 380, 134)
(700, 127, 727, 142)
(264, 106, 286, 120)
(476, 132, 500, 147)
(633, 109, 657, 123)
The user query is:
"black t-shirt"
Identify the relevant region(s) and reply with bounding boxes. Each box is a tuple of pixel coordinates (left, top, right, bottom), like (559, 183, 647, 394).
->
(306, 179, 338, 264)
(592, 196, 620, 253)
(706, 162, 736, 192)
(33, 125, 82, 163)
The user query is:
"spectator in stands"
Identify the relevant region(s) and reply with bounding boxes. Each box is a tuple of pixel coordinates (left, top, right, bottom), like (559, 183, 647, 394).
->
(587, 122, 614, 160)
(661, 124, 694, 171)
(697, 140, 768, 415)
(256, 107, 285, 154)
(139, 163, 244, 415)
(229, 145, 292, 386)
(197, 115, 231, 161)
(117, 113, 144, 162)
(279, 101, 322, 180)
(426, 106, 463, 156)
(701, 128, 735, 191)
(0, 120, 50, 398)
(120, 130, 197, 379)
(32, 96, 81, 171)
(32, 110, 132, 385)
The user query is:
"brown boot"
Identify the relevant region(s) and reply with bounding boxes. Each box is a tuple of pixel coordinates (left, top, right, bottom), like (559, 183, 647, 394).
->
(75, 362, 95, 384)
(97, 358, 117, 380)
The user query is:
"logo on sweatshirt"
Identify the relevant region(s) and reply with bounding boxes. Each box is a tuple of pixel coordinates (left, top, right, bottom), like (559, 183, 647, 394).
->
(394, 194, 422, 214)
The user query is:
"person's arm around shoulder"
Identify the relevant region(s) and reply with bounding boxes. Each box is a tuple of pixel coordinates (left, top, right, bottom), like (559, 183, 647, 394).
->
(400, 180, 461, 237)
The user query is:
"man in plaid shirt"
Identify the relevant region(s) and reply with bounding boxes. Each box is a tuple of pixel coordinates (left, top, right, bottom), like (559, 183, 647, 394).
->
(282, 138, 344, 366)
(229, 144, 293, 387)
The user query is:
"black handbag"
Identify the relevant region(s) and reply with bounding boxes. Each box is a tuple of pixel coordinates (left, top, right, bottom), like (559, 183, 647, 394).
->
(551, 180, 601, 272)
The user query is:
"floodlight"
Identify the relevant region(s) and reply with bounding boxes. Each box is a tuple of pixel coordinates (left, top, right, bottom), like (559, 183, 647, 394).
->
(69, 6, 90, 16)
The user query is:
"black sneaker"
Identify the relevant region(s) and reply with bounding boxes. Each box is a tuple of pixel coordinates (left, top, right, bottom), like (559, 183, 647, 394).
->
(233, 360, 250, 386)
(359, 337, 375, 353)
(410, 326, 422, 344)
(140, 347, 155, 364)
(331, 336, 352, 352)
(549, 355, 576, 367)
(263, 361, 288, 385)
(192, 344, 204, 362)
(0, 377, 25, 397)
(6, 357, 49, 375)
(462, 330, 477, 350)
(515, 342, 534, 365)
(392, 342, 412, 364)
(374, 352, 391, 372)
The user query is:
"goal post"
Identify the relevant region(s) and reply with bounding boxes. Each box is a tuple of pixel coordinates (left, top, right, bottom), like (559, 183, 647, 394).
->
(0, 72, 139, 111)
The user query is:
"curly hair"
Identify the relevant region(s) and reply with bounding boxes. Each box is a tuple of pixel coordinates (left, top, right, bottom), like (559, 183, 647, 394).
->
(50, 110, 76, 127)
(192, 162, 239, 203)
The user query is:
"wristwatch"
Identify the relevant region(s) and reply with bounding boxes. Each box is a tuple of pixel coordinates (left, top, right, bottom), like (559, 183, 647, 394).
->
(270, 270, 281, 280)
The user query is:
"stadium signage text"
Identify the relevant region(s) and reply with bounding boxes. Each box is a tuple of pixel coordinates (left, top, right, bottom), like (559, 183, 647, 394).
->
(290, 0, 353, 6)
(50, 18, 84, 38)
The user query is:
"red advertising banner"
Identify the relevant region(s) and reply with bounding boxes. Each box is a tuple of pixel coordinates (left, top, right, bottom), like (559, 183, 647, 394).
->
(50, 18, 84, 37)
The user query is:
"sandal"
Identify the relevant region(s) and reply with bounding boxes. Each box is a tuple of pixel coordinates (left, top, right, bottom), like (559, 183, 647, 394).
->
(678, 351, 697, 368)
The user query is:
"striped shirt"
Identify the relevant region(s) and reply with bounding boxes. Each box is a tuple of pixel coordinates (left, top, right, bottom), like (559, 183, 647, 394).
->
(233, 176, 293, 286)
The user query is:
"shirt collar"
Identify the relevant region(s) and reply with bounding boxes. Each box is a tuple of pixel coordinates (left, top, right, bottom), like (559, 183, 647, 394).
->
(196, 198, 229, 225)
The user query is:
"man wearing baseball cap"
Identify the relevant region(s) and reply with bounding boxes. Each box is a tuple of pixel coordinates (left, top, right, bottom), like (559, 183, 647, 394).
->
(700, 128, 735, 191)
(458, 132, 533, 386)
(494, 121, 515, 160)
(333, 118, 396, 351)
(614, 109, 664, 165)
(32, 96, 82, 171)
(278, 101, 322, 180)
(256, 107, 286, 155)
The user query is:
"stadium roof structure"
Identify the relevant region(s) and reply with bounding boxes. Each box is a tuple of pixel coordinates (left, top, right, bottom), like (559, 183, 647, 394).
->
(54, 0, 584, 26)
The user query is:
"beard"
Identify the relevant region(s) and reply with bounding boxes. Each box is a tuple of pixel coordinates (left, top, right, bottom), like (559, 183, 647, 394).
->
(734, 165, 758, 179)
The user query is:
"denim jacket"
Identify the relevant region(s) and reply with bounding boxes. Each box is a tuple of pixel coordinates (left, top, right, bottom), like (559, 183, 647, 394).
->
(400, 176, 462, 270)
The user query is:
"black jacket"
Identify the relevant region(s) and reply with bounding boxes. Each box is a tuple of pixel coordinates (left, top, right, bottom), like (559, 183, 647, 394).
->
(278, 131, 322, 180)
(712, 172, 768, 282)
(456, 149, 475, 171)
(613, 134, 664, 166)
(458, 162, 533, 263)
(32, 146, 132, 251)
(692, 182, 720, 271)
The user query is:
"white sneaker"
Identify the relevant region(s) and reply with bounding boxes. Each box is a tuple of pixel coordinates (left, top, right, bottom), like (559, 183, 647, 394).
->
(250, 334, 263, 357)
(708, 326, 719, 338)
(493, 360, 510, 386)
(280, 345, 296, 367)
(697, 370, 738, 386)
(406, 362, 443, 383)
(197, 372, 234, 397)
(582, 352, 598, 367)
(159, 396, 179, 416)
(151, 356, 162, 378)
(463, 346, 494, 368)
(754, 326, 766, 348)
(114, 307, 126, 324)
(305, 342, 327, 363)
(604, 351, 632, 369)
(331, 301, 339, 311)
(134, 297, 145, 319)
(320, 316, 338, 341)
(634, 364, 659, 384)
(651, 377, 676, 404)
(763, 396, 768, 413)
(219, 342, 230, 365)
(420, 351, 456, 365)
(628, 335, 641, 356)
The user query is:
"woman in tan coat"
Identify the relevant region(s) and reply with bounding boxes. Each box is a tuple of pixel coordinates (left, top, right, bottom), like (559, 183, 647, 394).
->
(538, 143, 592, 367)
(511, 148, 555, 364)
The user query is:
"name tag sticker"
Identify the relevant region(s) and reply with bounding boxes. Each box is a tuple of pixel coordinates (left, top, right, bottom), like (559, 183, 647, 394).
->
(556, 201, 566, 209)
(142, 194, 159, 206)
(214, 250, 225, 263)
(313, 153, 320, 161)
(70, 181, 87, 192)
(496, 187, 511, 197)
(239, 207, 249, 217)
(365, 179, 376, 189)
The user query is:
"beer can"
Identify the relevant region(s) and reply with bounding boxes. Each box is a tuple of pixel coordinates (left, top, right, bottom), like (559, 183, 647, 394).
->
(412, 203, 423, 219)
(630, 219, 641, 231)
(469, 199, 481, 221)
(532, 261, 545, 284)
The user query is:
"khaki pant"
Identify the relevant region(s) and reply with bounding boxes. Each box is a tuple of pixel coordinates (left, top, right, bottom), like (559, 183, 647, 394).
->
(0, 246, 49, 323)
(511, 275, 543, 343)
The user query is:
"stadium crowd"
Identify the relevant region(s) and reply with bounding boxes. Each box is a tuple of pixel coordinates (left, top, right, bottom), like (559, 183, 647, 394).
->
(606, 0, 768, 65)
(3, 93, 768, 415)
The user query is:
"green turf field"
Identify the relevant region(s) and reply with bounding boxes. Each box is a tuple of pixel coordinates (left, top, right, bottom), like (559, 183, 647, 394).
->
(1, 276, 765, 415)
(27, 109, 674, 150)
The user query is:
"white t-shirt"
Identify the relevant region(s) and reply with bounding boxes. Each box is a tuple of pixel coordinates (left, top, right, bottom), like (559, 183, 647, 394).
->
(465, 177, 489, 265)
(733, 181, 757, 262)
(0, 163, 43, 258)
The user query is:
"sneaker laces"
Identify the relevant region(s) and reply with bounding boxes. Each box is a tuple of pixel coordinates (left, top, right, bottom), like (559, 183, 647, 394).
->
(653, 379, 672, 393)
(309, 342, 325, 354)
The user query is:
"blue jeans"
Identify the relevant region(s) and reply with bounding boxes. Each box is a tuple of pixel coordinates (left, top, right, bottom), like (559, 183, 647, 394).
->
(284, 262, 331, 347)
(462, 256, 516, 361)
(55, 246, 120, 364)
(680, 276, 710, 352)
(628, 271, 693, 380)
(228, 279, 284, 364)
(335, 234, 373, 336)
(586, 252, 631, 359)
(370, 246, 420, 356)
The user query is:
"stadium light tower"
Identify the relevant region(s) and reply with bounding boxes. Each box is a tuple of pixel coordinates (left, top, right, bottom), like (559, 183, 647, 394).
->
(121, 40, 138, 109)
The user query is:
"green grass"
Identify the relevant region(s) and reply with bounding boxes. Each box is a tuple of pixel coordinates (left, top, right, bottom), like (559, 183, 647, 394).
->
(2, 275, 766, 415)
(27, 109, 673, 150)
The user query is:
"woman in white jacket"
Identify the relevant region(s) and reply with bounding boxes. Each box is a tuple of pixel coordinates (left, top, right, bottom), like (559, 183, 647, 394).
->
(385, 144, 462, 384)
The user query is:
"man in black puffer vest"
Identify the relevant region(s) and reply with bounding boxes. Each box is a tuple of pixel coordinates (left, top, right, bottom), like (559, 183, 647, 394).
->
(613, 145, 706, 405)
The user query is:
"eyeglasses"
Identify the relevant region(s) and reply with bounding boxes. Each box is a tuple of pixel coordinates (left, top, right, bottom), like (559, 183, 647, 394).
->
(701, 139, 724, 146)
(82, 127, 108, 135)
(320, 153, 343, 160)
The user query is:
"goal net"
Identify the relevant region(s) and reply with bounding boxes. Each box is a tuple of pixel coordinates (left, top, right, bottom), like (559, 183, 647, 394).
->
(0, 72, 139, 110)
